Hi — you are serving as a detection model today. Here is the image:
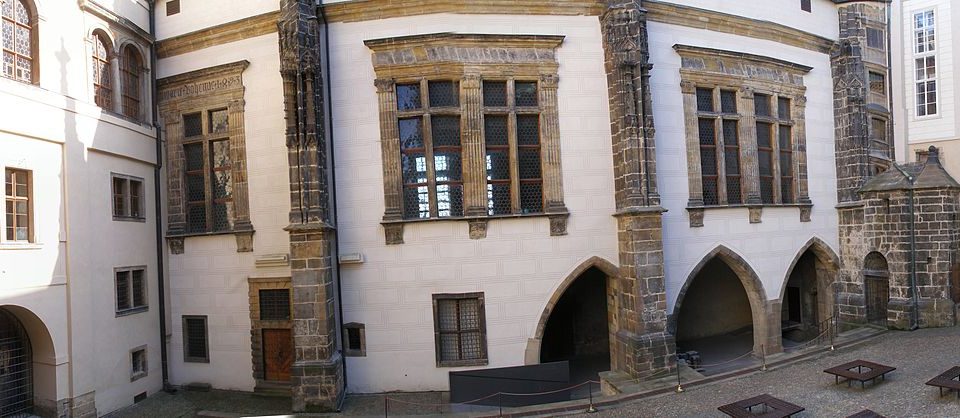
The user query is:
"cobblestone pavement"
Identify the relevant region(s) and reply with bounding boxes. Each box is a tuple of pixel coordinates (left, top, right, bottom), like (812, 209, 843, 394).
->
(575, 327, 960, 418)
(104, 390, 290, 418)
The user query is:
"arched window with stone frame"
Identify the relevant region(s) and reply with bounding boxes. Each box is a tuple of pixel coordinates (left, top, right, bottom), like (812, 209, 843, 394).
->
(1, 0, 36, 83)
(92, 31, 113, 110)
(120, 44, 143, 120)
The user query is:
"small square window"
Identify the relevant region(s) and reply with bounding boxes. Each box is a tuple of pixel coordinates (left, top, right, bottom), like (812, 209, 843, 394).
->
(433, 293, 487, 367)
(112, 174, 145, 220)
(183, 113, 202, 137)
(800, 0, 811, 13)
(116, 267, 148, 315)
(131, 347, 147, 381)
(343, 323, 366, 357)
(166, 0, 180, 16)
(483, 81, 507, 107)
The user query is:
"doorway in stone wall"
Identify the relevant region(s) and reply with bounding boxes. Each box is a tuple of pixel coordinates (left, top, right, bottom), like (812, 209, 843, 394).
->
(780, 246, 837, 349)
(864, 252, 890, 327)
(540, 267, 611, 388)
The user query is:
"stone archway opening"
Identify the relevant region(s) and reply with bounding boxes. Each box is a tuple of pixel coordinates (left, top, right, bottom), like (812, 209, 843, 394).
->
(674, 258, 757, 375)
(539, 267, 610, 386)
(781, 248, 836, 348)
(0, 307, 34, 417)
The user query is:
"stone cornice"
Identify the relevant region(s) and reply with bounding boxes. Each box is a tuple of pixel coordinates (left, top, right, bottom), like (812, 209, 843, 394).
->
(644, 0, 836, 54)
(80, 0, 153, 43)
(157, 60, 249, 95)
(322, 0, 604, 23)
(674, 44, 813, 74)
(156, 12, 279, 59)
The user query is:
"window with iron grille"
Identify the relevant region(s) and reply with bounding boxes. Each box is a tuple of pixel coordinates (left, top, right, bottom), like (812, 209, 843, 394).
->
(130, 347, 147, 381)
(1, 0, 35, 83)
(112, 174, 144, 220)
(800, 0, 810, 13)
(398, 80, 463, 219)
(183, 315, 209, 363)
(258, 289, 290, 321)
(484, 80, 544, 215)
(754, 93, 796, 205)
(433, 293, 487, 367)
(165, 0, 180, 15)
(914, 10, 937, 117)
(4, 168, 31, 242)
(182, 108, 234, 233)
(696, 87, 743, 205)
(343, 322, 366, 357)
(115, 267, 147, 315)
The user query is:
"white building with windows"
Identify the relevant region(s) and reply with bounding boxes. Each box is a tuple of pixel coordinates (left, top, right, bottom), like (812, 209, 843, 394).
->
(0, 0, 162, 416)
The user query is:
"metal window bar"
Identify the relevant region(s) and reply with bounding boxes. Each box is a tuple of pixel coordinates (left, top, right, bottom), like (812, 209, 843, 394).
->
(0, 309, 33, 417)
(259, 289, 291, 321)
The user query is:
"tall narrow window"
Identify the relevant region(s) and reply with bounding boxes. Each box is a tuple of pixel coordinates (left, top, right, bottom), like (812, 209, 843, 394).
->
(778, 97, 794, 203)
(1, 0, 33, 83)
(914, 10, 937, 117)
(870, 117, 889, 159)
(183, 315, 209, 363)
(4, 168, 30, 242)
(697, 88, 719, 205)
(483, 80, 543, 215)
(721, 90, 741, 204)
(433, 293, 487, 367)
(121, 46, 142, 120)
(92, 33, 113, 110)
(755, 94, 775, 204)
(397, 80, 462, 219)
(131, 347, 147, 381)
(182, 109, 233, 233)
(866, 27, 885, 51)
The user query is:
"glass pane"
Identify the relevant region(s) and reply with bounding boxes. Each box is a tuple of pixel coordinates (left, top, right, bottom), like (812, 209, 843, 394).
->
(130, 181, 141, 217)
(15, 200, 26, 215)
(780, 152, 793, 175)
(401, 153, 427, 184)
(187, 205, 206, 233)
(402, 186, 430, 219)
(483, 81, 507, 107)
(209, 109, 228, 134)
(702, 177, 718, 205)
(720, 90, 737, 113)
(398, 118, 424, 149)
(696, 88, 713, 112)
(437, 300, 457, 331)
(517, 115, 539, 145)
(485, 150, 510, 181)
(778, 97, 791, 120)
(132, 270, 145, 307)
(14, 0, 28, 24)
(756, 122, 772, 148)
(515, 81, 538, 107)
(3, 170, 10, 196)
(113, 178, 126, 216)
(484, 115, 508, 146)
(431, 116, 461, 147)
(754, 94, 770, 117)
(779, 125, 792, 149)
(116, 271, 130, 310)
(698, 119, 715, 146)
(781, 178, 794, 204)
(15, 226, 26, 241)
(700, 147, 716, 175)
(184, 143, 204, 172)
(726, 177, 742, 205)
(428, 80, 458, 107)
(440, 334, 459, 361)
(212, 202, 232, 231)
(436, 183, 462, 217)
(760, 178, 774, 204)
(213, 170, 232, 199)
(725, 148, 739, 175)
(1, 0, 11, 18)
(518, 149, 541, 179)
(434, 152, 461, 182)
(759, 151, 772, 176)
(183, 113, 202, 137)
(186, 174, 205, 202)
(211, 140, 231, 168)
(396, 83, 421, 111)
(2, 21, 13, 50)
(487, 183, 511, 215)
(722, 120, 737, 146)
(14, 25, 29, 57)
(3, 51, 13, 78)
(519, 182, 542, 213)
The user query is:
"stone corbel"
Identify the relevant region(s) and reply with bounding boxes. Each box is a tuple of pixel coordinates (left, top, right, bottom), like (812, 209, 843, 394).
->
(383, 223, 404, 245)
(235, 230, 254, 252)
(167, 237, 184, 255)
(686, 207, 704, 228)
(468, 219, 488, 240)
(748, 206, 763, 224)
(548, 213, 569, 236)
(799, 205, 812, 222)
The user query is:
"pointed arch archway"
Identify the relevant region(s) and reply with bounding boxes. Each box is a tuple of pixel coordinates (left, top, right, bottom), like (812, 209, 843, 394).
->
(778, 238, 841, 346)
(668, 245, 774, 358)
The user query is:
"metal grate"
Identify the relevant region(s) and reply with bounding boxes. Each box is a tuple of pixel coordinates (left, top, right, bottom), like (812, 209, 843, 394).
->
(116, 270, 131, 311)
(702, 176, 718, 206)
(183, 113, 202, 137)
(756, 122, 772, 148)
(428, 81, 459, 108)
(436, 297, 484, 362)
(696, 88, 714, 112)
(516, 115, 539, 145)
(209, 109, 229, 134)
(212, 202, 232, 231)
(754, 94, 771, 117)
(518, 149, 541, 180)
(698, 118, 715, 145)
(778, 97, 791, 120)
(183, 316, 209, 362)
(436, 184, 463, 217)
(401, 153, 427, 185)
(720, 90, 737, 113)
(259, 289, 290, 321)
(398, 118, 424, 149)
(186, 174, 205, 202)
(396, 83, 421, 111)
(187, 205, 206, 233)
(403, 186, 430, 219)
(700, 147, 717, 179)
(431, 116, 461, 147)
(482, 81, 507, 107)
(0, 309, 33, 417)
(434, 153, 462, 182)
(519, 183, 542, 213)
(484, 115, 508, 146)
(515, 82, 538, 107)
(131, 270, 146, 308)
(487, 183, 511, 215)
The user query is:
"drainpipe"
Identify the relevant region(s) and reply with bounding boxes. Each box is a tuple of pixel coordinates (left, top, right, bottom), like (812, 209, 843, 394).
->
(891, 164, 921, 330)
(148, 0, 172, 391)
(316, 0, 347, 408)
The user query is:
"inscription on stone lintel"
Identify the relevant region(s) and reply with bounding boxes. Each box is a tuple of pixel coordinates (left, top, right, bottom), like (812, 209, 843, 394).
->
(159, 75, 242, 102)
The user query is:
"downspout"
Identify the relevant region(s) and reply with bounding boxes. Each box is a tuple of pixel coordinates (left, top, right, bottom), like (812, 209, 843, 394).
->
(148, 0, 172, 390)
(891, 163, 920, 330)
(316, 0, 347, 408)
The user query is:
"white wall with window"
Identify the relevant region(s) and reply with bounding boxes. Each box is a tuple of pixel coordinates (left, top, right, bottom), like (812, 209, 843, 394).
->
(897, 1, 956, 143)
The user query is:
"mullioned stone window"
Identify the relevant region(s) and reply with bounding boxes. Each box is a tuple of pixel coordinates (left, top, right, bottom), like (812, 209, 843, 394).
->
(677, 45, 813, 226)
(366, 33, 569, 244)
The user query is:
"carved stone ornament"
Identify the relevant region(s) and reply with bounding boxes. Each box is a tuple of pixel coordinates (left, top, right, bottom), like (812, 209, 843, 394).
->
(549, 214, 569, 236)
(168, 237, 185, 255)
(800, 206, 812, 222)
(687, 207, 704, 228)
(749, 206, 763, 224)
(383, 223, 404, 245)
(468, 219, 488, 240)
(236, 231, 254, 252)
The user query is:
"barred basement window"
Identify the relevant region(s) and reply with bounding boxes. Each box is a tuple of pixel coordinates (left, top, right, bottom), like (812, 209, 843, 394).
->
(343, 322, 366, 357)
(696, 87, 742, 205)
(183, 315, 209, 363)
(183, 109, 234, 233)
(258, 289, 290, 321)
(4, 168, 31, 242)
(130, 347, 147, 381)
(116, 267, 147, 315)
(433, 293, 487, 367)
(112, 174, 144, 220)
(484, 80, 544, 214)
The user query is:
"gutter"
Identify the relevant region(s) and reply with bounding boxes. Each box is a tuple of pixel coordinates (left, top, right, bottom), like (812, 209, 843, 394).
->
(148, 0, 172, 390)
(316, 0, 347, 410)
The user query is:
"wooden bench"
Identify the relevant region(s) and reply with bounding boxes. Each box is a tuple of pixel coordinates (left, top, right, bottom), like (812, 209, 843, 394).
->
(925, 366, 960, 399)
(824, 360, 895, 388)
(846, 409, 885, 418)
(718, 393, 804, 418)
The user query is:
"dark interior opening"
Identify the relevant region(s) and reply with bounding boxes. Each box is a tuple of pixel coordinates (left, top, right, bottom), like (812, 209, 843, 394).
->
(781, 251, 821, 344)
(540, 267, 610, 384)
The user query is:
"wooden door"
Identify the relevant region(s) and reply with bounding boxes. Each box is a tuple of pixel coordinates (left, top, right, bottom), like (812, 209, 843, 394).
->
(865, 276, 889, 326)
(263, 328, 293, 382)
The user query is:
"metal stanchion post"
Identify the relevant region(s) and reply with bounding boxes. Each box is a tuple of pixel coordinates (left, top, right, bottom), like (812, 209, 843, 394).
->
(761, 345, 767, 371)
(587, 380, 598, 413)
(676, 358, 684, 393)
(498, 392, 503, 417)
(830, 318, 836, 351)
(384, 397, 388, 418)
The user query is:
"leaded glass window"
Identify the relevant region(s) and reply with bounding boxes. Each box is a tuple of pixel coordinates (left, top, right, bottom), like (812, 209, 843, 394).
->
(1, 0, 33, 83)
(433, 293, 487, 367)
(93, 33, 113, 110)
(182, 108, 234, 233)
(259, 289, 290, 321)
(121, 46, 143, 120)
(696, 87, 742, 205)
(483, 79, 543, 215)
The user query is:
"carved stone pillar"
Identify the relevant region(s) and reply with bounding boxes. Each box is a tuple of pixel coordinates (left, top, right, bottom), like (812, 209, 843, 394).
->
(110, 56, 123, 114)
(461, 74, 488, 217)
(738, 87, 761, 206)
(228, 98, 254, 250)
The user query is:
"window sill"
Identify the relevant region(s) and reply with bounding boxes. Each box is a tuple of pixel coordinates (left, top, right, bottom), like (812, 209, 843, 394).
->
(381, 211, 569, 244)
(116, 307, 149, 317)
(166, 227, 255, 254)
(686, 202, 812, 227)
(437, 359, 488, 368)
(0, 242, 43, 250)
(130, 371, 148, 382)
(184, 357, 210, 364)
(114, 216, 147, 223)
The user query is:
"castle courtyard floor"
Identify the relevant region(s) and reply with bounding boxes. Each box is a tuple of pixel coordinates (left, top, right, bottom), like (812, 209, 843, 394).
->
(106, 326, 960, 417)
